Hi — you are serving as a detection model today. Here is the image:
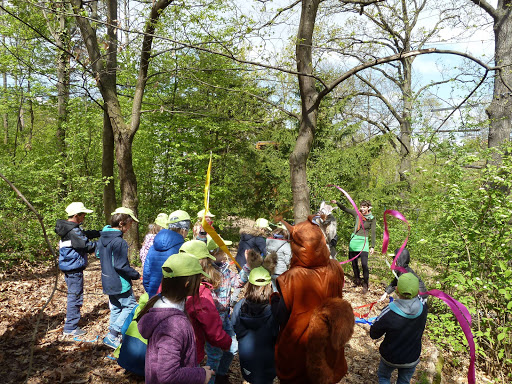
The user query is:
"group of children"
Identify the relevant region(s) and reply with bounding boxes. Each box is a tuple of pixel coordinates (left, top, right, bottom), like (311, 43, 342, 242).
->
(56, 202, 428, 384)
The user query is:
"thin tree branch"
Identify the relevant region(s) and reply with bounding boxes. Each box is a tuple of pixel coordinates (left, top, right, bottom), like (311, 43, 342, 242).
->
(0, 172, 59, 384)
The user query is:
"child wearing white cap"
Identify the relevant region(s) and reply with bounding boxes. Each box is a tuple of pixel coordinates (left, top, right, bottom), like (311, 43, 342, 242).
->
(55, 202, 100, 336)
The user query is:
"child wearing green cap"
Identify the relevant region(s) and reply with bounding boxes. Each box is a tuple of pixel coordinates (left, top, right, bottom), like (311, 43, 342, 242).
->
(231, 263, 279, 384)
(370, 273, 428, 384)
(97, 207, 141, 349)
(137, 253, 214, 384)
(180, 241, 232, 365)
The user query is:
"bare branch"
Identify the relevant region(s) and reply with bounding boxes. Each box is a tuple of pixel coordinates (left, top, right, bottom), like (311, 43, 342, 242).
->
(470, 0, 498, 21)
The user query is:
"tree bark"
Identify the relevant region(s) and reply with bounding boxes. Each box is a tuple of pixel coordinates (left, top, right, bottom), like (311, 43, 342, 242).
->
(102, 109, 116, 222)
(291, 0, 320, 223)
(71, 0, 174, 258)
(487, 1, 512, 152)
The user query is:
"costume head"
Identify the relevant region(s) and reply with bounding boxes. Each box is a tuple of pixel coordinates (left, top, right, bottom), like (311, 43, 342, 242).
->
(281, 215, 330, 268)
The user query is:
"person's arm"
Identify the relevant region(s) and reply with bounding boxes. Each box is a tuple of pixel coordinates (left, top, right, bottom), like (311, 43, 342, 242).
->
(112, 240, 140, 280)
(370, 217, 376, 249)
(195, 297, 232, 350)
(69, 227, 97, 254)
(369, 309, 388, 339)
(83, 229, 101, 239)
(330, 200, 357, 217)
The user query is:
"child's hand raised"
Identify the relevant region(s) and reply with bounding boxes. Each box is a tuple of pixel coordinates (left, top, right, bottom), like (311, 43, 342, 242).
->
(203, 366, 214, 384)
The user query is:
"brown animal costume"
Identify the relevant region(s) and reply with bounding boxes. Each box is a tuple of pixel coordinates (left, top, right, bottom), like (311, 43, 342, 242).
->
(274, 215, 354, 384)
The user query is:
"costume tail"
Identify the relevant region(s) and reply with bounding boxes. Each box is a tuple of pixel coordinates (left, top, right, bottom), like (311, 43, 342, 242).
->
(306, 297, 354, 384)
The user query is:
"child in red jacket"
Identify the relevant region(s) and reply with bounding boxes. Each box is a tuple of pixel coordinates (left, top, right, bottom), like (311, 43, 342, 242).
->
(180, 240, 232, 363)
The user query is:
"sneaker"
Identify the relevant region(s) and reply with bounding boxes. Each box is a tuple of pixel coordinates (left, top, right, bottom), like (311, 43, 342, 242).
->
(63, 327, 87, 336)
(103, 334, 121, 349)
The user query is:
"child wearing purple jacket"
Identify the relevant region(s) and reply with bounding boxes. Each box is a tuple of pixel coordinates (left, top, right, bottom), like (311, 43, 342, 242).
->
(137, 253, 214, 384)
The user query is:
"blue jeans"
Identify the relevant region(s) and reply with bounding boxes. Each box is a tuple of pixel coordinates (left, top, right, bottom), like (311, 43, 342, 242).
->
(378, 359, 417, 384)
(205, 315, 238, 383)
(64, 271, 84, 331)
(108, 289, 137, 334)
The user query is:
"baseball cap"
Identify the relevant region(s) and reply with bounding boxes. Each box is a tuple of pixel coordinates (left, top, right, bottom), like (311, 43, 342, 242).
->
(197, 209, 215, 218)
(168, 210, 191, 229)
(397, 273, 419, 298)
(65, 202, 93, 216)
(255, 218, 271, 231)
(162, 253, 210, 279)
(154, 213, 169, 228)
(249, 266, 272, 286)
(206, 234, 232, 251)
(111, 207, 139, 222)
(180, 240, 215, 261)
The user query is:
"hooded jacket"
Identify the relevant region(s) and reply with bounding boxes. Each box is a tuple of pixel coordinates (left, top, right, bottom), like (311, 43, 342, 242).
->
(232, 298, 279, 383)
(370, 297, 428, 366)
(236, 226, 267, 270)
(273, 216, 354, 384)
(55, 219, 99, 272)
(97, 226, 140, 295)
(137, 306, 206, 384)
(266, 237, 292, 276)
(143, 229, 184, 297)
(186, 283, 231, 363)
(385, 249, 427, 295)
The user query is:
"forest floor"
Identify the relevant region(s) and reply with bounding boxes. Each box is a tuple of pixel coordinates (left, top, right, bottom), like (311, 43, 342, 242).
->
(0, 256, 494, 384)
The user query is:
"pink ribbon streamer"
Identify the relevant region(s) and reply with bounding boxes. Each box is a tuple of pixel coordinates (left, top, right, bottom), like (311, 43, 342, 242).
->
(327, 185, 367, 265)
(381, 209, 409, 274)
(420, 290, 475, 384)
(382, 209, 475, 384)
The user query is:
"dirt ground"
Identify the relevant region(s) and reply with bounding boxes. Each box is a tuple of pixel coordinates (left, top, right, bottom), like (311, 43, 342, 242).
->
(0, 257, 493, 384)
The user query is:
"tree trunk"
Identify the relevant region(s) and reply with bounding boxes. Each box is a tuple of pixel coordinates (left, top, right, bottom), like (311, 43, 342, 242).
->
(487, 4, 512, 153)
(102, 0, 117, 224)
(102, 109, 116, 222)
(291, 0, 320, 224)
(3, 70, 7, 145)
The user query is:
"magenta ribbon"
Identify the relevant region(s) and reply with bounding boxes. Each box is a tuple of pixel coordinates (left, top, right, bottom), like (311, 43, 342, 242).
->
(328, 185, 367, 265)
(381, 209, 409, 274)
(382, 209, 475, 384)
(420, 290, 475, 384)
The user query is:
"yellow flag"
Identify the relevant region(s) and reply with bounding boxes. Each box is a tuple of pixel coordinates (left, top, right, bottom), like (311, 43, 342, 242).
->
(202, 153, 241, 270)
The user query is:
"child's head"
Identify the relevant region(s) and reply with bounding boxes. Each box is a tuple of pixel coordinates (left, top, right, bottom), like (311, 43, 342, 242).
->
(197, 209, 214, 225)
(206, 235, 232, 263)
(396, 273, 419, 299)
(245, 266, 273, 304)
(360, 200, 372, 213)
(65, 202, 93, 224)
(393, 248, 410, 268)
(271, 226, 289, 240)
(111, 207, 139, 232)
(168, 210, 191, 239)
(160, 252, 209, 300)
(153, 213, 169, 232)
(179, 240, 222, 289)
(255, 218, 272, 236)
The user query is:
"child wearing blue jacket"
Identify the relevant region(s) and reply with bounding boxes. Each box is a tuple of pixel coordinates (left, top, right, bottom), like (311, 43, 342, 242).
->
(231, 261, 278, 384)
(370, 273, 428, 384)
(98, 207, 141, 349)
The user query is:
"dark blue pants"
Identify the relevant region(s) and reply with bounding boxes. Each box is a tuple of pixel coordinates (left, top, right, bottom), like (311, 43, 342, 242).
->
(63, 271, 84, 331)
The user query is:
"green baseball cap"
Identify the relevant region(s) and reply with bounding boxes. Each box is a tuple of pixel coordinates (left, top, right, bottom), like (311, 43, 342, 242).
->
(397, 273, 419, 298)
(162, 253, 210, 279)
(111, 207, 139, 222)
(168, 210, 191, 224)
(249, 266, 272, 286)
(65, 202, 93, 216)
(154, 213, 169, 228)
(206, 234, 232, 251)
(180, 240, 215, 261)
